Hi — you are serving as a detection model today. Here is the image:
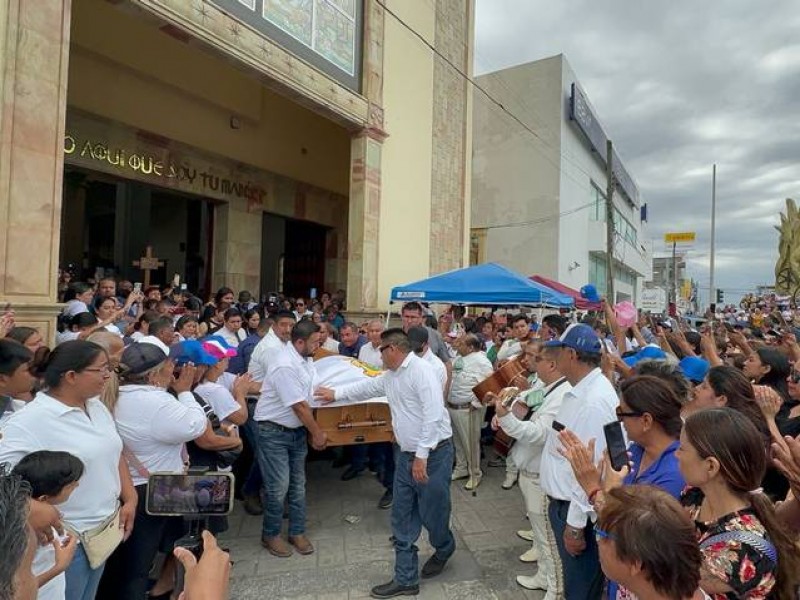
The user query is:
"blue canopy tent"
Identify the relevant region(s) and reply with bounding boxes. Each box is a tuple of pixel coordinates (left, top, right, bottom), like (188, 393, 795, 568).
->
(389, 263, 574, 307)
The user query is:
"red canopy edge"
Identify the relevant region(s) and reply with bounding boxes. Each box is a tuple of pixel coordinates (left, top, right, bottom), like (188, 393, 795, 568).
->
(530, 275, 601, 311)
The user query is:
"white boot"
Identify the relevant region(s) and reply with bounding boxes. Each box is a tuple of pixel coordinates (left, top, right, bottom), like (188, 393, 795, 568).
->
(518, 546, 540, 563)
(516, 573, 548, 591)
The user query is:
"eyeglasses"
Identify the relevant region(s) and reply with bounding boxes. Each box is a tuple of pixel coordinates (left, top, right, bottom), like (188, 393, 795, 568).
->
(83, 365, 112, 375)
(615, 406, 644, 420)
(594, 527, 615, 542)
(379, 344, 394, 353)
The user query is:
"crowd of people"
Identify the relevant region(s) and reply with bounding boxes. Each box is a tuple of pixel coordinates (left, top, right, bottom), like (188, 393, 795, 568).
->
(2, 276, 800, 600)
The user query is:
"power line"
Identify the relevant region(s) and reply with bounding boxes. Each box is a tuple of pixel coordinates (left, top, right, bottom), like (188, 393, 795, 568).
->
(376, 0, 602, 190)
(481, 200, 596, 230)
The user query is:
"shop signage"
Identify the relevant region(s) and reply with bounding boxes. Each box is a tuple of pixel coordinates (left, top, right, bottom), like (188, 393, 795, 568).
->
(663, 232, 696, 244)
(64, 133, 267, 208)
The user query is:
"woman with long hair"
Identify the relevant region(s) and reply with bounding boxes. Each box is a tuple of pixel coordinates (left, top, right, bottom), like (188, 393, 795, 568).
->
(743, 347, 790, 402)
(679, 408, 800, 599)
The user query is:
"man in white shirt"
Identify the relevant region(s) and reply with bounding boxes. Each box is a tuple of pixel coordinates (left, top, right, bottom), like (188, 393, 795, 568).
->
(254, 320, 329, 559)
(496, 314, 532, 364)
(408, 326, 446, 391)
(357, 319, 384, 368)
(494, 344, 571, 598)
(248, 310, 295, 382)
(315, 329, 454, 599)
(319, 322, 340, 353)
(539, 324, 618, 599)
(446, 334, 493, 491)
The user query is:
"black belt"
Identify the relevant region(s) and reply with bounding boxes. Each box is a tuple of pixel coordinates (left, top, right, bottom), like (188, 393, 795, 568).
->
(446, 402, 471, 410)
(547, 495, 569, 505)
(402, 437, 452, 456)
(259, 420, 304, 432)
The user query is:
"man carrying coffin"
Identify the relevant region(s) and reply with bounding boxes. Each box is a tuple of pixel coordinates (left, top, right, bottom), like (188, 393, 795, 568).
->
(315, 328, 454, 599)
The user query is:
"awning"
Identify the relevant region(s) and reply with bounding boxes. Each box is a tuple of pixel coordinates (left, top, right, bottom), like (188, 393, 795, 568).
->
(530, 275, 601, 310)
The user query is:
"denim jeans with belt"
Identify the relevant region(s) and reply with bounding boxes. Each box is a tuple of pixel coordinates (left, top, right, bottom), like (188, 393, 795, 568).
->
(256, 421, 308, 537)
(392, 439, 456, 586)
(548, 497, 603, 599)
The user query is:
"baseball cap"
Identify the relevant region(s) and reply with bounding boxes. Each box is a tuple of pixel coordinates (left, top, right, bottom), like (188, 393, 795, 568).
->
(544, 323, 602, 354)
(120, 343, 167, 375)
(623, 345, 667, 367)
(407, 326, 429, 353)
(201, 335, 238, 360)
(678, 356, 710, 384)
(169, 340, 218, 366)
(580, 284, 601, 303)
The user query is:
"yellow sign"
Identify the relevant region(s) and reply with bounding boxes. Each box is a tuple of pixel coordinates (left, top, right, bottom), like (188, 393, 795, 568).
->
(664, 232, 696, 244)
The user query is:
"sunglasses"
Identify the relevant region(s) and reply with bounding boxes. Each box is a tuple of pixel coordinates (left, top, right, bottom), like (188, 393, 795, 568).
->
(789, 371, 800, 384)
(615, 406, 643, 420)
(595, 527, 615, 542)
(379, 343, 394, 353)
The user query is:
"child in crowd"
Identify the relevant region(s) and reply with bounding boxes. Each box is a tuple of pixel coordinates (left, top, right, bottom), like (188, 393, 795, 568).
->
(12, 450, 84, 600)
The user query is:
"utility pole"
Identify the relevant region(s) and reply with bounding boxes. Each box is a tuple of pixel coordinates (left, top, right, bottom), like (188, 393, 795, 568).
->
(709, 164, 717, 310)
(605, 140, 616, 302)
(672, 240, 678, 311)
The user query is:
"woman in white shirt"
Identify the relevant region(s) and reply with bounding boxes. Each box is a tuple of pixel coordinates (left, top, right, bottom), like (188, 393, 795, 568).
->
(93, 296, 123, 336)
(0, 340, 137, 600)
(217, 308, 247, 348)
(193, 337, 250, 426)
(96, 343, 207, 600)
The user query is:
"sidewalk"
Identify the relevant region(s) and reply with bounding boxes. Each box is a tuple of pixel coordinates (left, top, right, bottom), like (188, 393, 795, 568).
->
(223, 457, 546, 599)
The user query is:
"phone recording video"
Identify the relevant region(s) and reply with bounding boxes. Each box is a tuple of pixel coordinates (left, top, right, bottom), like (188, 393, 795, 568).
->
(604, 421, 629, 471)
(146, 473, 234, 516)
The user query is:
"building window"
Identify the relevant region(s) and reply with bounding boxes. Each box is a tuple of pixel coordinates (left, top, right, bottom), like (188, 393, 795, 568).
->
(589, 254, 607, 295)
(591, 183, 637, 247)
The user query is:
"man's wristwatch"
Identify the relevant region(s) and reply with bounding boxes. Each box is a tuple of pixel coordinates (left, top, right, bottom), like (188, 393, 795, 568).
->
(565, 525, 584, 540)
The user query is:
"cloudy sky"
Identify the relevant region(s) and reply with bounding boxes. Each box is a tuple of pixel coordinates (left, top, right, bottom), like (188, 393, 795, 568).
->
(474, 0, 800, 304)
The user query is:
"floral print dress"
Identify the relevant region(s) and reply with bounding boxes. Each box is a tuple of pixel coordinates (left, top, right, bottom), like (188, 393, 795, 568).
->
(682, 488, 777, 599)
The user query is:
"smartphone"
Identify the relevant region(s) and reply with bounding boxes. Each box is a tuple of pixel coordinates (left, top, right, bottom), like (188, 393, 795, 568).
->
(604, 421, 629, 471)
(180, 283, 187, 291)
(133, 282, 142, 294)
(145, 473, 234, 516)
(552, 420, 566, 432)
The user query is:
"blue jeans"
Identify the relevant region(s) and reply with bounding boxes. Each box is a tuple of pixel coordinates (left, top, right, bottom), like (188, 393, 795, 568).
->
(242, 399, 263, 497)
(256, 421, 308, 537)
(548, 498, 603, 600)
(65, 543, 106, 600)
(392, 439, 456, 586)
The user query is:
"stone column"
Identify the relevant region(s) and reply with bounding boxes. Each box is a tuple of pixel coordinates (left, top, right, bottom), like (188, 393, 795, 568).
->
(0, 0, 72, 342)
(212, 198, 263, 297)
(347, 131, 384, 312)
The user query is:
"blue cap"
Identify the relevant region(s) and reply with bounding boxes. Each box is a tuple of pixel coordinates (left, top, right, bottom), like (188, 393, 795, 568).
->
(623, 345, 667, 367)
(169, 340, 218, 366)
(544, 323, 602, 354)
(580, 284, 601, 303)
(678, 356, 710, 384)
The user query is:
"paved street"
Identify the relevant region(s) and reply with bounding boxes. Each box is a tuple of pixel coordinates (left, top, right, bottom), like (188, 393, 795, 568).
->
(223, 456, 546, 600)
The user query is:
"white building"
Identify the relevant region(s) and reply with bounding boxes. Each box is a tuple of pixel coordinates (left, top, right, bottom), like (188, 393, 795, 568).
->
(471, 54, 651, 303)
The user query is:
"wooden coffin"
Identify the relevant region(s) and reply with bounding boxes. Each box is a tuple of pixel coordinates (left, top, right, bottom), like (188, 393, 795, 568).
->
(314, 402, 393, 446)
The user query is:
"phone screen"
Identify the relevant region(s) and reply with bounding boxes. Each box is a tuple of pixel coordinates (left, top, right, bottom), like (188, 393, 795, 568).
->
(603, 421, 629, 471)
(145, 473, 234, 516)
(133, 282, 142, 293)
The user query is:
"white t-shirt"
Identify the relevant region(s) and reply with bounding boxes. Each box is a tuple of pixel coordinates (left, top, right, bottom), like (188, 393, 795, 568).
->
(255, 344, 316, 428)
(194, 381, 240, 422)
(0, 393, 122, 532)
(0, 397, 26, 430)
(62, 300, 89, 317)
(114, 385, 208, 486)
(357, 342, 383, 369)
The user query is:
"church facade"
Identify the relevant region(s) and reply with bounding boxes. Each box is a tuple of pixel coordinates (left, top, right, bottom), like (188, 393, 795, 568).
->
(0, 0, 474, 338)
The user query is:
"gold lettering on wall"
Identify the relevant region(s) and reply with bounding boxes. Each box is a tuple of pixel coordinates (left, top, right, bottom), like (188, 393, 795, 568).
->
(63, 133, 266, 207)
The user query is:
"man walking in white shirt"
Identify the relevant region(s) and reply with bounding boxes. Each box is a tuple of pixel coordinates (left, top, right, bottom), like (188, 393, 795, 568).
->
(316, 329, 455, 599)
(248, 310, 296, 382)
(540, 324, 618, 599)
(408, 326, 446, 391)
(494, 344, 571, 598)
(447, 334, 493, 491)
(255, 320, 328, 558)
